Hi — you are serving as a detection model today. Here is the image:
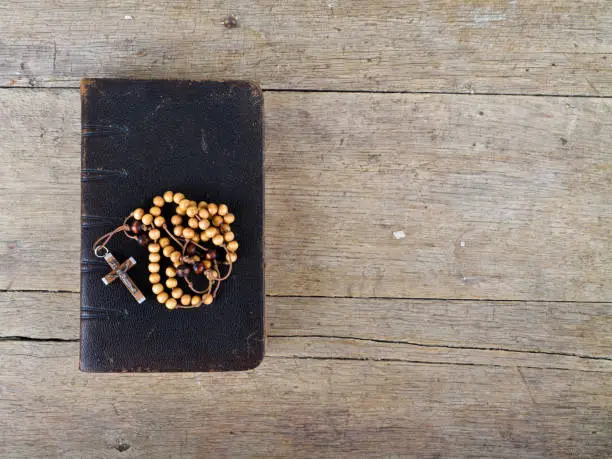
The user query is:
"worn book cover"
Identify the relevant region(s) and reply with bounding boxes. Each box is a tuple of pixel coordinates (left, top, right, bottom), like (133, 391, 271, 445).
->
(80, 79, 264, 372)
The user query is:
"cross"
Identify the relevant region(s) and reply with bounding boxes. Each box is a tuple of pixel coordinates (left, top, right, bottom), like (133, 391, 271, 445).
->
(101, 251, 146, 304)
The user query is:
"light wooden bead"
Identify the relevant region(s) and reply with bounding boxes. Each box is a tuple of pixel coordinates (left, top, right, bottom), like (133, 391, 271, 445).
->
(223, 213, 235, 224)
(149, 253, 161, 263)
(180, 294, 192, 306)
(212, 234, 225, 246)
(227, 240, 239, 252)
(192, 255, 201, 262)
(171, 287, 183, 299)
(173, 225, 184, 237)
(154, 216, 165, 227)
(159, 237, 170, 248)
(153, 196, 165, 207)
(198, 219, 210, 230)
(166, 278, 178, 288)
(203, 260, 212, 269)
(179, 199, 191, 210)
(188, 217, 199, 229)
(224, 231, 235, 242)
(203, 294, 214, 305)
(226, 252, 238, 263)
(173, 192, 185, 204)
(165, 298, 178, 310)
(198, 208, 210, 219)
(166, 266, 177, 277)
(148, 243, 160, 253)
(133, 208, 145, 220)
(212, 215, 224, 227)
(218, 204, 229, 216)
(156, 292, 169, 304)
(187, 206, 198, 217)
(190, 200, 197, 207)
(149, 229, 161, 240)
(163, 190, 174, 203)
(183, 228, 195, 239)
(198, 201, 208, 209)
(176, 207, 186, 216)
(191, 295, 202, 306)
(148, 263, 160, 273)
(152, 283, 164, 295)
(207, 203, 218, 216)
(200, 232, 210, 242)
(205, 227, 218, 238)
(141, 214, 153, 225)
(170, 251, 182, 264)
(162, 245, 174, 257)
(149, 273, 161, 284)
(205, 269, 219, 280)
(220, 223, 231, 233)
(171, 214, 182, 226)
(150, 206, 162, 217)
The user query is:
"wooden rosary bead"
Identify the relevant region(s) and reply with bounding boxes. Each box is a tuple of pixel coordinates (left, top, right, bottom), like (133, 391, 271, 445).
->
(149, 273, 161, 284)
(205, 269, 219, 280)
(163, 190, 174, 203)
(203, 260, 212, 269)
(170, 251, 182, 264)
(227, 240, 239, 252)
(198, 201, 208, 209)
(153, 195, 165, 207)
(137, 234, 150, 246)
(154, 216, 165, 227)
(150, 206, 162, 217)
(203, 294, 214, 305)
(185, 243, 197, 255)
(165, 298, 178, 310)
(220, 223, 231, 233)
(178, 198, 191, 211)
(130, 220, 143, 234)
(192, 233, 201, 243)
(204, 226, 217, 238)
(176, 264, 191, 278)
(162, 245, 174, 257)
(224, 231, 235, 242)
(148, 263, 160, 273)
(200, 232, 210, 242)
(148, 243, 160, 253)
(198, 219, 210, 230)
(156, 292, 169, 304)
(212, 215, 224, 227)
(165, 266, 177, 278)
(133, 208, 145, 220)
(218, 204, 229, 216)
(226, 252, 238, 263)
(205, 250, 217, 260)
(149, 253, 161, 263)
(176, 207, 186, 216)
(207, 203, 218, 216)
(173, 225, 184, 237)
(152, 283, 164, 295)
(212, 234, 224, 246)
(171, 215, 182, 226)
(198, 208, 210, 220)
(223, 213, 235, 224)
(149, 229, 161, 240)
(166, 278, 178, 288)
(193, 262, 205, 275)
(191, 295, 202, 306)
(141, 213, 153, 225)
(183, 228, 195, 239)
(180, 294, 192, 306)
(188, 217, 199, 229)
(186, 206, 198, 218)
(173, 192, 185, 204)
(159, 237, 170, 248)
(171, 287, 183, 299)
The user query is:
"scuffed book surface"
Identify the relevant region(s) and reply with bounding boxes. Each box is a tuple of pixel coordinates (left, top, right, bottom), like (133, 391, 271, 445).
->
(80, 79, 264, 372)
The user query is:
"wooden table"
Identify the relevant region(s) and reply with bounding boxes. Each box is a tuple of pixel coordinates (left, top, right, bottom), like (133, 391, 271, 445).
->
(1, 1, 611, 457)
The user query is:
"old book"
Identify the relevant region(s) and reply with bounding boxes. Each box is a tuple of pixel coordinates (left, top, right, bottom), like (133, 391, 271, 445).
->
(80, 79, 264, 372)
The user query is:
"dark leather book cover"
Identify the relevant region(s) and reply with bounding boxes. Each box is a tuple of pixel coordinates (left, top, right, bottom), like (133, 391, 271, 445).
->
(80, 79, 264, 372)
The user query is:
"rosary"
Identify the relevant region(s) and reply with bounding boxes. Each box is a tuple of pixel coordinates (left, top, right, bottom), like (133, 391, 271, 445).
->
(93, 191, 238, 310)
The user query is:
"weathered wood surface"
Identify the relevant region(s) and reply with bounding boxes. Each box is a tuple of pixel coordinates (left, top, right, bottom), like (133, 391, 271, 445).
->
(1, 1, 611, 95)
(1, 341, 611, 458)
(1, 89, 610, 300)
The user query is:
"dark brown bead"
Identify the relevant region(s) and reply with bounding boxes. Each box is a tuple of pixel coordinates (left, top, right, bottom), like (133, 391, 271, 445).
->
(176, 264, 191, 278)
(185, 242, 197, 256)
(137, 234, 150, 246)
(131, 220, 143, 234)
(193, 262, 205, 275)
(205, 250, 217, 260)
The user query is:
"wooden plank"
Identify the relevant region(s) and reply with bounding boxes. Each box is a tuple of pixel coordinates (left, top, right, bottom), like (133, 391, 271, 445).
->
(1, 341, 610, 458)
(1, 89, 610, 300)
(2, 292, 610, 371)
(0, 1, 611, 95)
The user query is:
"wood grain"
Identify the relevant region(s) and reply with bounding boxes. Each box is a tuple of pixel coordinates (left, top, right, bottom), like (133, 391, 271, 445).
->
(1, 1, 611, 95)
(1, 89, 610, 301)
